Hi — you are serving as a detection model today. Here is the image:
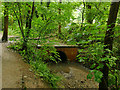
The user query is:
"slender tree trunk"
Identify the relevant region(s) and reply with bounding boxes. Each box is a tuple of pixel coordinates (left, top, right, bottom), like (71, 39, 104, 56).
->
(40, 1, 50, 20)
(86, 3, 93, 24)
(47, 0, 50, 8)
(58, 0, 62, 34)
(81, 0, 85, 28)
(23, 1, 35, 51)
(11, 13, 13, 30)
(2, 2, 8, 42)
(26, 1, 35, 38)
(99, 1, 120, 90)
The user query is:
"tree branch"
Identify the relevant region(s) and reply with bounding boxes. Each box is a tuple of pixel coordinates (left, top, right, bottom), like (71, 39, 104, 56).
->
(12, 4, 25, 39)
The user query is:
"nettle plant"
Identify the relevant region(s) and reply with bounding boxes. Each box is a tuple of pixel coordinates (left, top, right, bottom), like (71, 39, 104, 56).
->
(77, 24, 120, 87)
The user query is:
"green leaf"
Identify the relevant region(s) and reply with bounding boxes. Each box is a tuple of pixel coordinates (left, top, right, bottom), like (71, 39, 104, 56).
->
(97, 63, 104, 69)
(94, 70, 103, 83)
(101, 57, 108, 61)
(87, 72, 93, 79)
(90, 63, 96, 69)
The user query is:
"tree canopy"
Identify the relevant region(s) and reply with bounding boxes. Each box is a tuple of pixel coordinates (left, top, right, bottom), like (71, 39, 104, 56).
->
(1, 1, 120, 89)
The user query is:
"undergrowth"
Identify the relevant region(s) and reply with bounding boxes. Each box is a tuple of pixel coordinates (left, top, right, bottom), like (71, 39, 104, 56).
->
(7, 41, 61, 88)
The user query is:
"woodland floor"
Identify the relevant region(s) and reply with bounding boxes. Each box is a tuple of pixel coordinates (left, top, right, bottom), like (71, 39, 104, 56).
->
(0, 33, 49, 88)
(0, 32, 99, 89)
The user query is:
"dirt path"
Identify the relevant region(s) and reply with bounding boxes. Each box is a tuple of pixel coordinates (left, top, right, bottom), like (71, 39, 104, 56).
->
(0, 32, 99, 89)
(0, 33, 49, 88)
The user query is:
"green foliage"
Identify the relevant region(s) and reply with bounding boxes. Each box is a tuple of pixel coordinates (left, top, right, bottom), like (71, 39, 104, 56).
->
(94, 70, 103, 83)
(77, 24, 120, 88)
(85, 2, 110, 24)
(8, 42, 61, 88)
(87, 71, 93, 79)
(87, 70, 103, 83)
(5, 1, 120, 88)
(7, 41, 23, 51)
(30, 60, 60, 88)
(108, 70, 120, 88)
(26, 45, 61, 88)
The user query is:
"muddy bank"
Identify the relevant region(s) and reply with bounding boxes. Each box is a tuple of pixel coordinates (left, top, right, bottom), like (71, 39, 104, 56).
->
(48, 62, 99, 88)
(0, 32, 99, 89)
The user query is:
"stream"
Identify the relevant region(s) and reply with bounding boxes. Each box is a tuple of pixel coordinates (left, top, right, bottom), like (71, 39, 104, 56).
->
(0, 32, 99, 88)
(48, 61, 99, 88)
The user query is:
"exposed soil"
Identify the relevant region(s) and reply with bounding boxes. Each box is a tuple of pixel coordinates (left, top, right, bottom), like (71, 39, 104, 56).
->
(48, 62, 99, 88)
(0, 32, 99, 89)
(0, 33, 49, 88)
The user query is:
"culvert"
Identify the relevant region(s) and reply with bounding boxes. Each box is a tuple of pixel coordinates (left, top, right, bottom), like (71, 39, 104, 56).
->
(52, 51, 67, 63)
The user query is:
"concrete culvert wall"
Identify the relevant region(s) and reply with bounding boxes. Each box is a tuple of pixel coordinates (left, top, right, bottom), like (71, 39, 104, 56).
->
(52, 51, 67, 63)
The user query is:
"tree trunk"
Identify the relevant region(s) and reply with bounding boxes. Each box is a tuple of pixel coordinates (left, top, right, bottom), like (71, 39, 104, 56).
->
(26, 1, 35, 37)
(58, 0, 62, 34)
(47, 0, 50, 8)
(23, 1, 35, 51)
(2, 2, 8, 42)
(99, 1, 120, 89)
(86, 3, 93, 24)
(81, 0, 85, 28)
